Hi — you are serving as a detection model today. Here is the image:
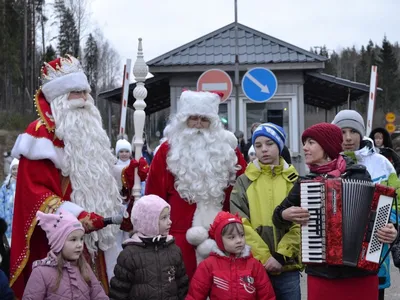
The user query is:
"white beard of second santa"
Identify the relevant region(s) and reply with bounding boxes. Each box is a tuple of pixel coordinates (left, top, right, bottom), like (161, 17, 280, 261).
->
(51, 94, 123, 256)
(166, 125, 238, 263)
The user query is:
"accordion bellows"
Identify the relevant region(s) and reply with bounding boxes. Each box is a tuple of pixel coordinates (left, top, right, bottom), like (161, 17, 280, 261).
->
(300, 178, 395, 272)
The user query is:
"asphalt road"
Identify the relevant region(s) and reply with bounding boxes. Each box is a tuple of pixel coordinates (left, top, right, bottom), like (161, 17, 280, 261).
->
(300, 261, 400, 300)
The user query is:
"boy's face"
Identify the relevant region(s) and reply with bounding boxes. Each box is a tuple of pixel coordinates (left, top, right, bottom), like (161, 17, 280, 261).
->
(342, 128, 361, 151)
(222, 225, 245, 256)
(374, 132, 384, 148)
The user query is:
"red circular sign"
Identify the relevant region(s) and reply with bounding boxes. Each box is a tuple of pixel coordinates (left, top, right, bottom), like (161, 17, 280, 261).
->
(197, 69, 233, 102)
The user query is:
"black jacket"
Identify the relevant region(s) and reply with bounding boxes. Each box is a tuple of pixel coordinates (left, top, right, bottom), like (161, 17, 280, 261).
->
(272, 156, 376, 279)
(109, 236, 188, 300)
(370, 127, 400, 175)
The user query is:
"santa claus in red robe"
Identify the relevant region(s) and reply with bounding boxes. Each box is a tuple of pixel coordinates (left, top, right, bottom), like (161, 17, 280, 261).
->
(10, 55, 137, 298)
(145, 90, 247, 279)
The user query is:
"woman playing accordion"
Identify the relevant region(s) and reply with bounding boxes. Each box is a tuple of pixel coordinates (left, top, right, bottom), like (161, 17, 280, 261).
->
(273, 123, 398, 300)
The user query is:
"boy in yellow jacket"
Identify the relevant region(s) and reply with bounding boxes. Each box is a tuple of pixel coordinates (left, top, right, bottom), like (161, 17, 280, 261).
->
(230, 123, 302, 300)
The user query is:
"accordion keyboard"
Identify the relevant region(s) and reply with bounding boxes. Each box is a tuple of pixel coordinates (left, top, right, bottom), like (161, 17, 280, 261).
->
(300, 182, 326, 263)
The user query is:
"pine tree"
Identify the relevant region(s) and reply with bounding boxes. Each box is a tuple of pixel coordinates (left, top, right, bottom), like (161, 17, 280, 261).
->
(378, 36, 400, 110)
(44, 45, 56, 62)
(83, 34, 99, 97)
(356, 46, 370, 84)
(58, 8, 79, 57)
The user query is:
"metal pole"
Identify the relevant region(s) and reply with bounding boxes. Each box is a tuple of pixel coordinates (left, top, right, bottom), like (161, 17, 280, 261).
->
(234, 0, 240, 132)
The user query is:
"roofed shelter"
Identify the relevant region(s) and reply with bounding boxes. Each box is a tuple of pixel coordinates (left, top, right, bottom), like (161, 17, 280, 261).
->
(99, 22, 374, 174)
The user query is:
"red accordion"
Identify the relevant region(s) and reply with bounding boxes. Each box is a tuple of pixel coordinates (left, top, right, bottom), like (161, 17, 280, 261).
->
(300, 178, 395, 271)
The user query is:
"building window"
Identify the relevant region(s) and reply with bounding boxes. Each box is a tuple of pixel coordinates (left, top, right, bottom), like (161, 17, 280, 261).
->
(246, 101, 290, 147)
(219, 103, 228, 129)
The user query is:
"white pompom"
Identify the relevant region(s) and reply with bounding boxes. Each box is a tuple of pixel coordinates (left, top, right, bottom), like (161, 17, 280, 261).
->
(186, 226, 209, 246)
(197, 239, 217, 259)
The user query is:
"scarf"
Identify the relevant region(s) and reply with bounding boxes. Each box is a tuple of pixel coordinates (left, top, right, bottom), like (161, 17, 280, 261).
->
(308, 155, 347, 178)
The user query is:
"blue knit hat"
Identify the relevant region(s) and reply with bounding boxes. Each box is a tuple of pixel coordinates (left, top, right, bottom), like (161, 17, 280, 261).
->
(252, 123, 286, 153)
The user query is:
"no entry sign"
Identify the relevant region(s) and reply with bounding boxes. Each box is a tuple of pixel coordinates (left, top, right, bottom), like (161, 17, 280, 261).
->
(197, 69, 233, 102)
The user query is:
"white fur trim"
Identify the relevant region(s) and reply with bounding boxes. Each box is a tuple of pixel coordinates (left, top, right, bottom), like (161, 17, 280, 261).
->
(178, 91, 220, 119)
(192, 202, 222, 229)
(56, 201, 84, 217)
(42, 72, 90, 103)
(186, 226, 209, 246)
(11, 133, 64, 169)
(196, 238, 216, 259)
(224, 130, 239, 149)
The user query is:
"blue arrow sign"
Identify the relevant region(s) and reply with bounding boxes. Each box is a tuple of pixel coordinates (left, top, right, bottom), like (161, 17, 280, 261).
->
(241, 68, 278, 102)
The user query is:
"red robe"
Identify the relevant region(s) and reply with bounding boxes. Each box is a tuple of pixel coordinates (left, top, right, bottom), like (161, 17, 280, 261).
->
(10, 119, 78, 299)
(145, 141, 247, 279)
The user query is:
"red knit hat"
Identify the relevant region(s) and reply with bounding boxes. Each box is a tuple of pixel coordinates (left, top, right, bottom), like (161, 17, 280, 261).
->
(302, 123, 343, 159)
(208, 211, 242, 251)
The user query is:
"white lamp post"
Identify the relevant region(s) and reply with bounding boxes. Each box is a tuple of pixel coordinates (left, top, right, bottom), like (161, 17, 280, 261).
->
(132, 38, 148, 200)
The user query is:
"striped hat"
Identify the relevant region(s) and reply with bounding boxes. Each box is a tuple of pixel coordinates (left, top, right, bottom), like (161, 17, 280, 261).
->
(252, 123, 286, 153)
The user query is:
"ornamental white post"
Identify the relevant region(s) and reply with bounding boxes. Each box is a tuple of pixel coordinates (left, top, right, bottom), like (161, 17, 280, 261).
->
(132, 38, 148, 201)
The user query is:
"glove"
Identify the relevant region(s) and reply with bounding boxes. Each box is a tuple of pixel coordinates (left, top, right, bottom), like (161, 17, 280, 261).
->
(138, 157, 149, 181)
(78, 211, 105, 233)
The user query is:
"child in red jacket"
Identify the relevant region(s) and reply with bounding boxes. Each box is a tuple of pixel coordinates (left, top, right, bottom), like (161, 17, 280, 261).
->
(186, 211, 276, 300)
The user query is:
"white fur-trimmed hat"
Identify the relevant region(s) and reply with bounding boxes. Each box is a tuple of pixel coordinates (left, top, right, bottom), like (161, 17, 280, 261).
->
(177, 90, 221, 121)
(40, 55, 91, 103)
(116, 139, 132, 155)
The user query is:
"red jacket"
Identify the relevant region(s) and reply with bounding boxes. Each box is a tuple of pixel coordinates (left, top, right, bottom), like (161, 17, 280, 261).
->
(186, 246, 276, 300)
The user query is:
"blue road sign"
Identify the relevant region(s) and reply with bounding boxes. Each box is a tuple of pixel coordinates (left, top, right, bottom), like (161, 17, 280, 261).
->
(241, 68, 278, 102)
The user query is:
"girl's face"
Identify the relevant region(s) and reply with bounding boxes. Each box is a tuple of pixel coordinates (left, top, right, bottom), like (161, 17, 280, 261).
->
(158, 207, 172, 236)
(11, 165, 18, 179)
(303, 138, 327, 165)
(374, 132, 384, 148)
(222, 224, 245, 256)
(118, 149, 131, 162)
(254, 136, 280, 165)
(62, 230, 84, 261)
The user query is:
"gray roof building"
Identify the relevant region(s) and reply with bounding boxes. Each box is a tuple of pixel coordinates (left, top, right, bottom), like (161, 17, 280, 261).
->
(148, 22, 327, 72)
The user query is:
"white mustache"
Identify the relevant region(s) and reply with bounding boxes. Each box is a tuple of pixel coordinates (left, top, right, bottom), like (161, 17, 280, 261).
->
(68, 98, 87, 109)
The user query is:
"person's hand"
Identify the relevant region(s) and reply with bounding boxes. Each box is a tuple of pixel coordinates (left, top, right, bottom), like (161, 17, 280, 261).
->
(264, 257, 283, 273)
(281, 207, 310, 225)
(377, 223, 398, 244)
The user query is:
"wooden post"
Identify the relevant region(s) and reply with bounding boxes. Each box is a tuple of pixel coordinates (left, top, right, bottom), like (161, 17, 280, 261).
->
(132, 38, 148, 201)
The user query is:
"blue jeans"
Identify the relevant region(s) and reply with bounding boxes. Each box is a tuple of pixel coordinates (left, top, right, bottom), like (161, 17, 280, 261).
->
(268, 271, 301, 300)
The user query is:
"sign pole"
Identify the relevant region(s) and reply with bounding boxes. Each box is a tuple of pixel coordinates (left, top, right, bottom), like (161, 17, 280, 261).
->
(366, 65, 378, 137)
(234, 0, 240, 132)
(119, 59, 132, 136)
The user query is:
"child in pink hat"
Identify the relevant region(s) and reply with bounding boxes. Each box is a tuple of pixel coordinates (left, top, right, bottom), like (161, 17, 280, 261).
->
(186, 211, 276, 300)
(109, 194, 188, 299)
(22, 210, 108, 299)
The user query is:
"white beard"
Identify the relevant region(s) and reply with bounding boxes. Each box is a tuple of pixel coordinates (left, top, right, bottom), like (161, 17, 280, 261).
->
(166, 120, 238, 214)
(50, 95, 123, 254)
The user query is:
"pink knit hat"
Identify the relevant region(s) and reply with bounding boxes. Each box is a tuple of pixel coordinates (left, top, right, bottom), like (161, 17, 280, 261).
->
(131, 195, 170, 236)
(36, 209, 84, 253)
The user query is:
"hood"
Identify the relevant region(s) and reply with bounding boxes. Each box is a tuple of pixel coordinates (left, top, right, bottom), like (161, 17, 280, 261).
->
(131, 195, 170, 237)
(369, 127, 392, 148)
(245, 157, 298, 182)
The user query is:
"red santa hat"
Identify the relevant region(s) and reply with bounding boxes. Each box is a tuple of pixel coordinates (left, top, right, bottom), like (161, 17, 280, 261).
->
(177, 90, 221, 122)
(40, 55, 91, 103)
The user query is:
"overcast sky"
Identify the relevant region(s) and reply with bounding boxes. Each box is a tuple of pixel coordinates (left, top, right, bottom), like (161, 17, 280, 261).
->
(89, 0, 399, 66)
